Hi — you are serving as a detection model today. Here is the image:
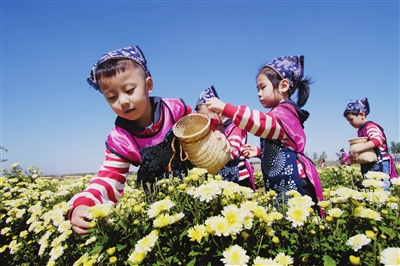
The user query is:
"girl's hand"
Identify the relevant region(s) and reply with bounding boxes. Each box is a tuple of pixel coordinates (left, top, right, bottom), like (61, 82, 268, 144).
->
(206, 98, 226, 114)
(70, 205, 92, 235)
(214, 128, 232, 153)
(243, 144, 259, 158)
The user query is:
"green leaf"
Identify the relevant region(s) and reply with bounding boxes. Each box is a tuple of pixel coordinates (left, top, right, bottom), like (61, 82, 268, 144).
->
(322, 255, 337, 266)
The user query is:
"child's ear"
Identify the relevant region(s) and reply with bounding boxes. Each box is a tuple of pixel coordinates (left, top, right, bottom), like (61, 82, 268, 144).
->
(279, 79, 290, 93)
(146, 77, 153, 94)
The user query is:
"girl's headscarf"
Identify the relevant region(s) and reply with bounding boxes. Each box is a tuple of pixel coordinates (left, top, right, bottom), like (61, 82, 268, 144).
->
(87, 45, 151, 91)
(264, 55, 304, 94)
(197, 85, 219, 104)
(343, 97, 370, 116)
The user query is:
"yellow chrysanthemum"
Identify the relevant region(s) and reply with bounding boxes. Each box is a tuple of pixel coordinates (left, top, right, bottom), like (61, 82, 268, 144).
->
(275, 252, 294, 266)
(135, 230, 158, 253)
(147, 199, 175, 218)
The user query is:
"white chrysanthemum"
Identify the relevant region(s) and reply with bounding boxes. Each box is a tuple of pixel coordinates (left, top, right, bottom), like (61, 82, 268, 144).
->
(286, 206, 309, 227)
(275, 252, 294, 266)
(366, 191, 390, 204)
(147, 199, 175, 218)
(242, 211, 254, 230)
(186, 186, 196, 196)
(253, 256, 280, 265)
(240, 201, 259, 212)
(170, 213, 185, 224)
(220, 244, 249, 266)
(189, 167, 208, 175)
(287, 195, 314, 208)
(84, 236, 97, 246)
(135, 230, 159, 253)
(362, 179, 384, 188)
(391, 178, 400, 186)
(222, 205, 244, 235)
(350, 190, 367, 200)
(206, 216, 230, 236)
(153, 213, 172, 228)
(193, 183, 221, 202)
(346, 234, 371, 251)
(380, 247, 400, 266)
(86, 203, 114, 219)
(332, 187, 354, 199)
(49, 244, 64, 261)
(365, 171, 390, 180)
(386, 202, 398, 210)
(327, 208, 344, 218)
(187, 224, 207, 243)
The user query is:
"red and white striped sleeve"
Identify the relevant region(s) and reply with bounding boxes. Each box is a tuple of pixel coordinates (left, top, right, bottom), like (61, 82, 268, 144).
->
(365, 123, 386, 148)
(68, 147, 131, 211)
(222, 103, 287, 140)
(227, 126, 247, 160)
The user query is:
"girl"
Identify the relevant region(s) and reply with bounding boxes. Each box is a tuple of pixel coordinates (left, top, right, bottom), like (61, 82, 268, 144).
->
(196, 86, 255, 190)
(68, 46, 228, 234)
(206, 55, 323, 206)
(343, 97, 398, 190)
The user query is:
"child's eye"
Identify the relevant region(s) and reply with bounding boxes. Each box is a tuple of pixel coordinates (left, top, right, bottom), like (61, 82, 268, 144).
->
(127, 88, 135, 93)
(108, 96, 116, 100)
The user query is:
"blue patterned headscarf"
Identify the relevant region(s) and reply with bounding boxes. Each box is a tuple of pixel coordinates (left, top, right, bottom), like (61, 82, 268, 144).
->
(344, 97, 370, 116)
(264, 55, 304, 93)
(87, 45, 151, 91)
(197, 85, 219, 104)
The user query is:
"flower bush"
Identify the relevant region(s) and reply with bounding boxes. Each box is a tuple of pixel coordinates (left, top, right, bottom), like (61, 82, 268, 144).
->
(0, 163, 399, 266)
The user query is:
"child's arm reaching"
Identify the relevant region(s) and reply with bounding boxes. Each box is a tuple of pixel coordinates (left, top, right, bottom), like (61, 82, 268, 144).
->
(206, 98, 287, 140)
(68, 148, 131, 234)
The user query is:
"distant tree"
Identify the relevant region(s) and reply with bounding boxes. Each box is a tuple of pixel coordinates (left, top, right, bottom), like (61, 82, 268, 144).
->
(389, 141, 400, 154)
(0, 146, 8, 163)
(320, 151, 327, 160)
(312, 152, 318, 162)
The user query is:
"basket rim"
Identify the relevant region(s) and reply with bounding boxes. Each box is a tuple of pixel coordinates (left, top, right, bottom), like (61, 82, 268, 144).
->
(173, 113, 211, 140)
(348, 136, 368, 143)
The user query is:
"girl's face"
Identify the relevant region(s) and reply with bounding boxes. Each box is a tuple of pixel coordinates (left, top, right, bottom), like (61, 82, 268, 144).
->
(345, 113, 366, 129)
(256, 74, 285, 108)
(98, 67, 153, 127)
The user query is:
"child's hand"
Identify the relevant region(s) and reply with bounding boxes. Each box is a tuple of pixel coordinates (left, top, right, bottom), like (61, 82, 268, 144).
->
(243, 144, 259, 158)
(214, 127, 232, 153)
(70, 205, 92, 235)
(206, 98, 226, 114)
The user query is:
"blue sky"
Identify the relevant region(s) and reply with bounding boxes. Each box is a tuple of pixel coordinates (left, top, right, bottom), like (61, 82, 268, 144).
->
(1, 1, 399, 175)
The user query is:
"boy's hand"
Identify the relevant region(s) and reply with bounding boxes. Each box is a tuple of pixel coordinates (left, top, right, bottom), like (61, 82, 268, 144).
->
(243, 144, 259, 158)
(206, 98, 226, 114)
(70, 205, 92, 235)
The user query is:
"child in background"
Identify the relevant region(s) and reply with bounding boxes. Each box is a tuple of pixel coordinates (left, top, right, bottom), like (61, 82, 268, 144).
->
(339, 148, 351, 166)
(343, 97, 398, 190)
(68, 45, 196, 235)
(206, 55, 323, 206)
(195, 86, 255, 190)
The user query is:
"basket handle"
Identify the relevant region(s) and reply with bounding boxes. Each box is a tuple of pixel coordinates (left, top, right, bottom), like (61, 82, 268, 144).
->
(167, 136, 189, 172)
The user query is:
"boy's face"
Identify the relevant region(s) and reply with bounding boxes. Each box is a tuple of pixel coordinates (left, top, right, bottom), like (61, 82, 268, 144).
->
(98, 67, 153, 126)
(345, 113, 365, 129)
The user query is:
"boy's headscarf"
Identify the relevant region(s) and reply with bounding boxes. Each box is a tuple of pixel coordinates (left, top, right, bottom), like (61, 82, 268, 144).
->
(343, 97, 370, 116)
(87, 45, 151, 91)
(264, 55, 304, 94)
(197, 85, 219, 104)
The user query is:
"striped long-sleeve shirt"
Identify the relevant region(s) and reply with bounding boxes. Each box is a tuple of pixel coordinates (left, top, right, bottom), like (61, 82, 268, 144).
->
(358, 121, 390, 160)
(222, 103, 306, 178)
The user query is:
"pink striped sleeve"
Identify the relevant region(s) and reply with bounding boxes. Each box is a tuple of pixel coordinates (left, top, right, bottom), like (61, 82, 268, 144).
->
(68, 148, 131, 212)
(223, 104, 287, 141)
(227, 126, 246, 160)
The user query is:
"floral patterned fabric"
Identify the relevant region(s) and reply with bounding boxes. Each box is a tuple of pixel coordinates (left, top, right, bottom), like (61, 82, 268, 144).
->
(344, 97, 370, 115)
(197, 85, 219, 104)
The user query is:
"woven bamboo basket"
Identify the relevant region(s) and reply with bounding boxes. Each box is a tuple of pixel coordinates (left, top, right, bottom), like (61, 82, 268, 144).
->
(348, 137, 378, 164)
(172, 114, 231, 175)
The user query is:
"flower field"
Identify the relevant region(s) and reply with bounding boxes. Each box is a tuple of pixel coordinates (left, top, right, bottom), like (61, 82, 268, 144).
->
(1, 164, 399, 266)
